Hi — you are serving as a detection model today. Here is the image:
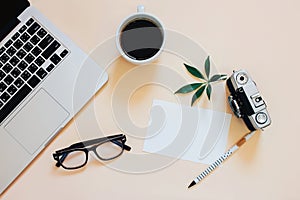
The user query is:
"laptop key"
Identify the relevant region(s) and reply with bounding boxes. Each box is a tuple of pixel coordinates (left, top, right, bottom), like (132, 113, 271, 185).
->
(26, 18, 34, 26)
(13, 39, 23, 49)
(38, 34, 54, 49)
(42, 41, 61, 59)
(0, 47, 5, 55)
(14, 78, 24, 88)
(0, 70, 5, 80)
(27, 22, 41, 35)
(3, 63, 13, 73)
(60, 49, 69, 58)
(31, 46, 42, 57)
(28, 63, 38, 73)
(28, 75, 40, 88)
(9, 56, 20, 66)
(16, 49, 27, 59)
(0, 92, 10, 103)
(23, 42, 34, 52)
(17, 61, 28, 71)
(19, 25, 27, 33)
(6, 47, 16, 56)
(20, 32, 30, 42)
(24, 53, 35, 64)
(37, 28, 47, 38)
(4, 40, 13, 48)
(0, 82, 7, 92)
(12, 32, 20, 40)
(0, 84, 32, 123)
(21, 70, 31, 81)
(34, 56, 45, 66)
(30, 35, 40, 45)
(46, 64, 55, 72)
(50, 54, 61, 65)
(11, 68, 21, 78)
(0, 101, 3, 108)
(4, 75, 14, 85)
(7, 85, 17, 95)
(0, 53, 10, 64)
(36, 68, 47, 79)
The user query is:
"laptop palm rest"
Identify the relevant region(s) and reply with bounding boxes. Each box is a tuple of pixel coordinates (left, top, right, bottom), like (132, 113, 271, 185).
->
(5, 89, 69, 154)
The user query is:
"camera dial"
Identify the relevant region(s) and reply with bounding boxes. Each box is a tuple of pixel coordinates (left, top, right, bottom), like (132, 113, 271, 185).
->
(255, 112, 268, 124)
(236, 72, 248, 85)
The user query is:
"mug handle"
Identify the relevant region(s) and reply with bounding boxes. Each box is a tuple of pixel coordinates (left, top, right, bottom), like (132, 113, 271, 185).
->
(137, 5, 145, 13)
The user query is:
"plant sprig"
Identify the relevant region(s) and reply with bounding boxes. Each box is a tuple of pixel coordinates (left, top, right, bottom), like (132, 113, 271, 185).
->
(175, 56, 227, 106)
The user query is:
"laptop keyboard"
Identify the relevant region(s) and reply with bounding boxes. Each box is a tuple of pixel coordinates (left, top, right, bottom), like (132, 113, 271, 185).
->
(0, 18, 69, 123)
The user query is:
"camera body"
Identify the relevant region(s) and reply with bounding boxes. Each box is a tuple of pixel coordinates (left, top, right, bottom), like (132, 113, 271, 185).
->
(226, 69, 271, 131)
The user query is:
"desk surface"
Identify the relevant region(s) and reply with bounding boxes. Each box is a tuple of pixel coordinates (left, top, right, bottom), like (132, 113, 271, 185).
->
(2, 0, 300, 199)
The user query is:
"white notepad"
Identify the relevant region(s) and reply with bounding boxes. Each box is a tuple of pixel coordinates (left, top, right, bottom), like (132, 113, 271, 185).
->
(143, 100, 232, 165)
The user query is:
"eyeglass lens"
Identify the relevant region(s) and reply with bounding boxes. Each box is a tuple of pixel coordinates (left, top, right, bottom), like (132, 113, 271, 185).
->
(95, 139, 124, 160)
(61, 150, 86, 169)
(60, 139, 124, 168)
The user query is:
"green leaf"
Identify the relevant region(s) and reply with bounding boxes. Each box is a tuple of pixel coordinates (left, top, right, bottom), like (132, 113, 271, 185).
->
(209, 74, 227, 82)
(206, 84, 212, 100)
(204, 56, 210, 79)
(175, 83, 203, 94)
(191, 85, 206, 106)
(219, 75, 227, 80)
(184, 63, 206, 80)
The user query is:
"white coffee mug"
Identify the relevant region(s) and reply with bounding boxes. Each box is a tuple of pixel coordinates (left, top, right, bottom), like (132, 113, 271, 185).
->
(116, 5, 165, 65)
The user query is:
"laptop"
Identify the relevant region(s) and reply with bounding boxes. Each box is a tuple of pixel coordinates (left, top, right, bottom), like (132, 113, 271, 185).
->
(0, 0, 108, 194)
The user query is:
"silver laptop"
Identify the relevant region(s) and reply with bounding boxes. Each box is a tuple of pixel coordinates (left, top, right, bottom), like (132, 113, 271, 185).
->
(0, 0, 108, 194)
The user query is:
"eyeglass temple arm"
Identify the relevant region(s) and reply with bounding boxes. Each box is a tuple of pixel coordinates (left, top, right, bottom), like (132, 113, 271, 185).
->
(64, 134, 124, 149)
(74, 139, 131, 151)
(111, 140, 131, 151)
(68, 134, 131, 150)
(53, 152, 68, 167)
(108, 135, 131, 151)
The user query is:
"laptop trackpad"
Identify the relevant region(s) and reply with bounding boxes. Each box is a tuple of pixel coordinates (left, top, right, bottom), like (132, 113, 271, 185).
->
(5, 89, 69, 154)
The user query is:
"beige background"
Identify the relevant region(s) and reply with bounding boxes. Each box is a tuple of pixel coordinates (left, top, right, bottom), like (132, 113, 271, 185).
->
(1, 0, 300, 199)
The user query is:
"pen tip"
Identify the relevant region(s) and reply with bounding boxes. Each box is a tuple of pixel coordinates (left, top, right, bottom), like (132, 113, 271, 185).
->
(188, 181, 196, 188)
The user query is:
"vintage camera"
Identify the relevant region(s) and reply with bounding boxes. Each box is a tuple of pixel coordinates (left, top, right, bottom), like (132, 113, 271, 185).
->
(226, 69, 271, 131)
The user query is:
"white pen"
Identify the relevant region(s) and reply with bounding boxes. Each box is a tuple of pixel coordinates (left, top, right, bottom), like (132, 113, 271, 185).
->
(188, 131, 257, 188)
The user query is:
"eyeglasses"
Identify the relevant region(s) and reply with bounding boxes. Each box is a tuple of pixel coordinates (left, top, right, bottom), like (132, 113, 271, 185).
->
(53, 134, 131, 170)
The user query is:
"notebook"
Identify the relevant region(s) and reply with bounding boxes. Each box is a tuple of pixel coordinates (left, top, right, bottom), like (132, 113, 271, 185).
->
(0, 0, 108, 194)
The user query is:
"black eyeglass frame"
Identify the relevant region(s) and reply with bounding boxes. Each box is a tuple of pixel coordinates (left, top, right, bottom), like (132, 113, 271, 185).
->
(53, 134, 131, 170)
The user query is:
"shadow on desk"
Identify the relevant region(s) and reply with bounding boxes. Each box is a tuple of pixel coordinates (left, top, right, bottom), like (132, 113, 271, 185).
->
(51, 157, 105, 176)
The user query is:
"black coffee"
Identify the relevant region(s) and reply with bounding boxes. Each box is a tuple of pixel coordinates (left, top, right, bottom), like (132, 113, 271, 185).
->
(120, 19, 164, 61)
